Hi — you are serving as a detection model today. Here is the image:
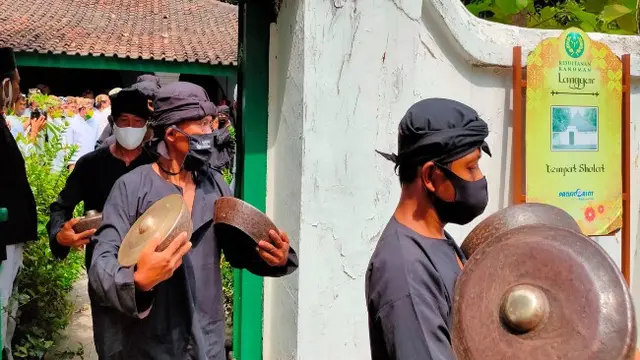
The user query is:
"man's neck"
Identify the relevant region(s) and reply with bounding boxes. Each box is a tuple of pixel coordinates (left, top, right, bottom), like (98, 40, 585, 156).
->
(394, 188, 446, 239)
(153, 157, 193, 189)
(110, 143, 142, 166)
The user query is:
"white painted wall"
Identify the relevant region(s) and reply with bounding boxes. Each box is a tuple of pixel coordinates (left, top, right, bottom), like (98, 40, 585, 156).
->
(264, 0, 640, 358)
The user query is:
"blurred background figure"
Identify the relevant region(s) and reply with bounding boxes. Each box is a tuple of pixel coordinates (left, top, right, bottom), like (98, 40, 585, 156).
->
(82, 89, 95, 100)
(63, 98, 98, 169)
(93, 94, 111, 139)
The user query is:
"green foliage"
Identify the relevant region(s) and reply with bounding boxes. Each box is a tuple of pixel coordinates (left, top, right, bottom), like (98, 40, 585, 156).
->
(465, 0, 638, 34)
(221, 170, 235, 337)
(11, 122, 85, 360)
(584, 107, 598, 127)
(26, 93, 61, 112)
(228, 126, 236, 141)
(552, 107, 571, 132)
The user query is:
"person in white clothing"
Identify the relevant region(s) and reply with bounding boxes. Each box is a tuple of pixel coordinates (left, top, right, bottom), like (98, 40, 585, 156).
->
(92, 94, 111, 139)
(64, 101, 98, 169)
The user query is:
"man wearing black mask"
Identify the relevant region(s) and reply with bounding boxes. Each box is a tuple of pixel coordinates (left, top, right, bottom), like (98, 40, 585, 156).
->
(366, 98, 491, 360)
(209, 104, 235, 173)
(88, 82, 298, 359)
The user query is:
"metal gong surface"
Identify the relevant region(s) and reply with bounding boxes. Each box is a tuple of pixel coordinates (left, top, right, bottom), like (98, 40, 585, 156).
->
(452, 224, 636, 360)
(73, 210, 103, 233)
(118, 194, 193, 267)
(461, 203, 580, 259)
(213, 197, 278, 247)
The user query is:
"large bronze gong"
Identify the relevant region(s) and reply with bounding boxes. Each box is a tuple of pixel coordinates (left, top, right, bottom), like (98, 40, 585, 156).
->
(118, 194, 193, 267)
(461, 203, 581, 259)
(452, 224, 636, 360)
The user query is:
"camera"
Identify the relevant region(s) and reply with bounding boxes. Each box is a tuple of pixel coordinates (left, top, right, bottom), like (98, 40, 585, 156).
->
(30, 108, 47, 119)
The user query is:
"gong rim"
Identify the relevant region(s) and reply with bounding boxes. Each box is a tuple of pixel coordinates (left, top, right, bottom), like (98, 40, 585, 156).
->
(213, 197, 278, 245)
(452, 224, 635, 360)
(461, 203, 581, 259)
(118, 194, 192, 267)
(72, 210, 103, 233)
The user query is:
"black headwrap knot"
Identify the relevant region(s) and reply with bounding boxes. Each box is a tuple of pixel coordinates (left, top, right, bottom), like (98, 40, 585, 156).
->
(377, 98, 491, 169)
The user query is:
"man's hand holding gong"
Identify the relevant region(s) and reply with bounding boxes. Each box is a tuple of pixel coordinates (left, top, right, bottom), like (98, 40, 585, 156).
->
(134, 232, 192, 292)
(56, 218, 96, 250)
(257, 230, 290, 267)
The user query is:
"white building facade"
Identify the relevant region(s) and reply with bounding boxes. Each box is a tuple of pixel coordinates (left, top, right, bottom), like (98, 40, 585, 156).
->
(261, 0, 640, 358)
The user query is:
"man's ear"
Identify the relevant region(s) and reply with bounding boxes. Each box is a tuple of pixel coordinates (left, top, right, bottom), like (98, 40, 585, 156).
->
(421, 162, 437, 192)
(164, 127, 175, 143)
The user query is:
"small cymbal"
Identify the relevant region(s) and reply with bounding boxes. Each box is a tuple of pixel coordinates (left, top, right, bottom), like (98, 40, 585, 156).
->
(118, 194, 193, 267)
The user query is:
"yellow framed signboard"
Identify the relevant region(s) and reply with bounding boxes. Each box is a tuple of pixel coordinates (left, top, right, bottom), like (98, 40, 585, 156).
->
(525, 28, 622, 236)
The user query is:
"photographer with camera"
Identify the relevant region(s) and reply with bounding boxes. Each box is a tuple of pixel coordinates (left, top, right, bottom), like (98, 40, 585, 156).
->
(209, 104, 235, 174)
(25, 107, 47, 141)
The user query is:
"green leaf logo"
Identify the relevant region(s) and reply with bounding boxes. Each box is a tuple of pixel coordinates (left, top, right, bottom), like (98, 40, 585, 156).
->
(565, 32, 585, 59)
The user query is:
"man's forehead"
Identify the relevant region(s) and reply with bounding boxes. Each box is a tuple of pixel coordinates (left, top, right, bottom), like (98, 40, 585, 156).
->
(118, 113, 146, 121)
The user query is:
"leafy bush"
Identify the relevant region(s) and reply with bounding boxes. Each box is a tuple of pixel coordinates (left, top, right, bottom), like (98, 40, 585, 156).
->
(11, 121, 84, 360)
(464, 0, 638, 34)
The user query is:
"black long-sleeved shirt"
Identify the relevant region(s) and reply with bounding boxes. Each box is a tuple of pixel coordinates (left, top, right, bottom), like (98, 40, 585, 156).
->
(366, 218, 465, 360)
(88, 164, 298, 359)
(47, 146, 154, 265)
(0, 116, 37, 260)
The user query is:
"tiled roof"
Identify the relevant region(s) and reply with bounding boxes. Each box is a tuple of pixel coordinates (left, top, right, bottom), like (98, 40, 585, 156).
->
(0, 0, 238, 66)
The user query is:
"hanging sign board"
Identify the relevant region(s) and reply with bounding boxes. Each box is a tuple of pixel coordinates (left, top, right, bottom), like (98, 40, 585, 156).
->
(525, 27, 622, 236)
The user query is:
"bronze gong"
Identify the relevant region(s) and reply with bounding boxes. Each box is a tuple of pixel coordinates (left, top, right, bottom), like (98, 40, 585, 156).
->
(452, 224, 636, 360)
(118, 194, 193, 267)
(461, 203, 580, 259)
(213, 197, 278, 246)
(73, 210, 103, 233)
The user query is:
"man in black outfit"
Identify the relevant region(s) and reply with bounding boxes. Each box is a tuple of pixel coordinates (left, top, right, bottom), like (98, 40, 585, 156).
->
(0, 46, 38, 360)
(47, 87, 155, 269)
(366, 98, 491, 360)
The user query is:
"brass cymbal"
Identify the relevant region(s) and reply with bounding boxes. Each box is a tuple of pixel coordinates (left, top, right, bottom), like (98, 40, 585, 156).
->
(452, 224, 636, 360)
(461, 203, 580, 259)
(118, 194, 193, 267)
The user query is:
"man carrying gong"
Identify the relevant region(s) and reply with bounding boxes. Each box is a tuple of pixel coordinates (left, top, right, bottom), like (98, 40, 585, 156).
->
(88, 82, 298, 359)
(366, 98, 490, 360)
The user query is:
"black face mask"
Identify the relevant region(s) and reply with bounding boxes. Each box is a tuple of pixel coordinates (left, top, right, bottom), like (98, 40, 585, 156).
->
(172, 127, 215, 173)
(425, 164, 488, 225)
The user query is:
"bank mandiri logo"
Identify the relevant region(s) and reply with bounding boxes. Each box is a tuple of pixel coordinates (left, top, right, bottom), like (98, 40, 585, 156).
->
(558, 188, 594, 200)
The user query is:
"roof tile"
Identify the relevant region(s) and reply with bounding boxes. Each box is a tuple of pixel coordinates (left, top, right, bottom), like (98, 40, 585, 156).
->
(0, 0, 238, 65)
